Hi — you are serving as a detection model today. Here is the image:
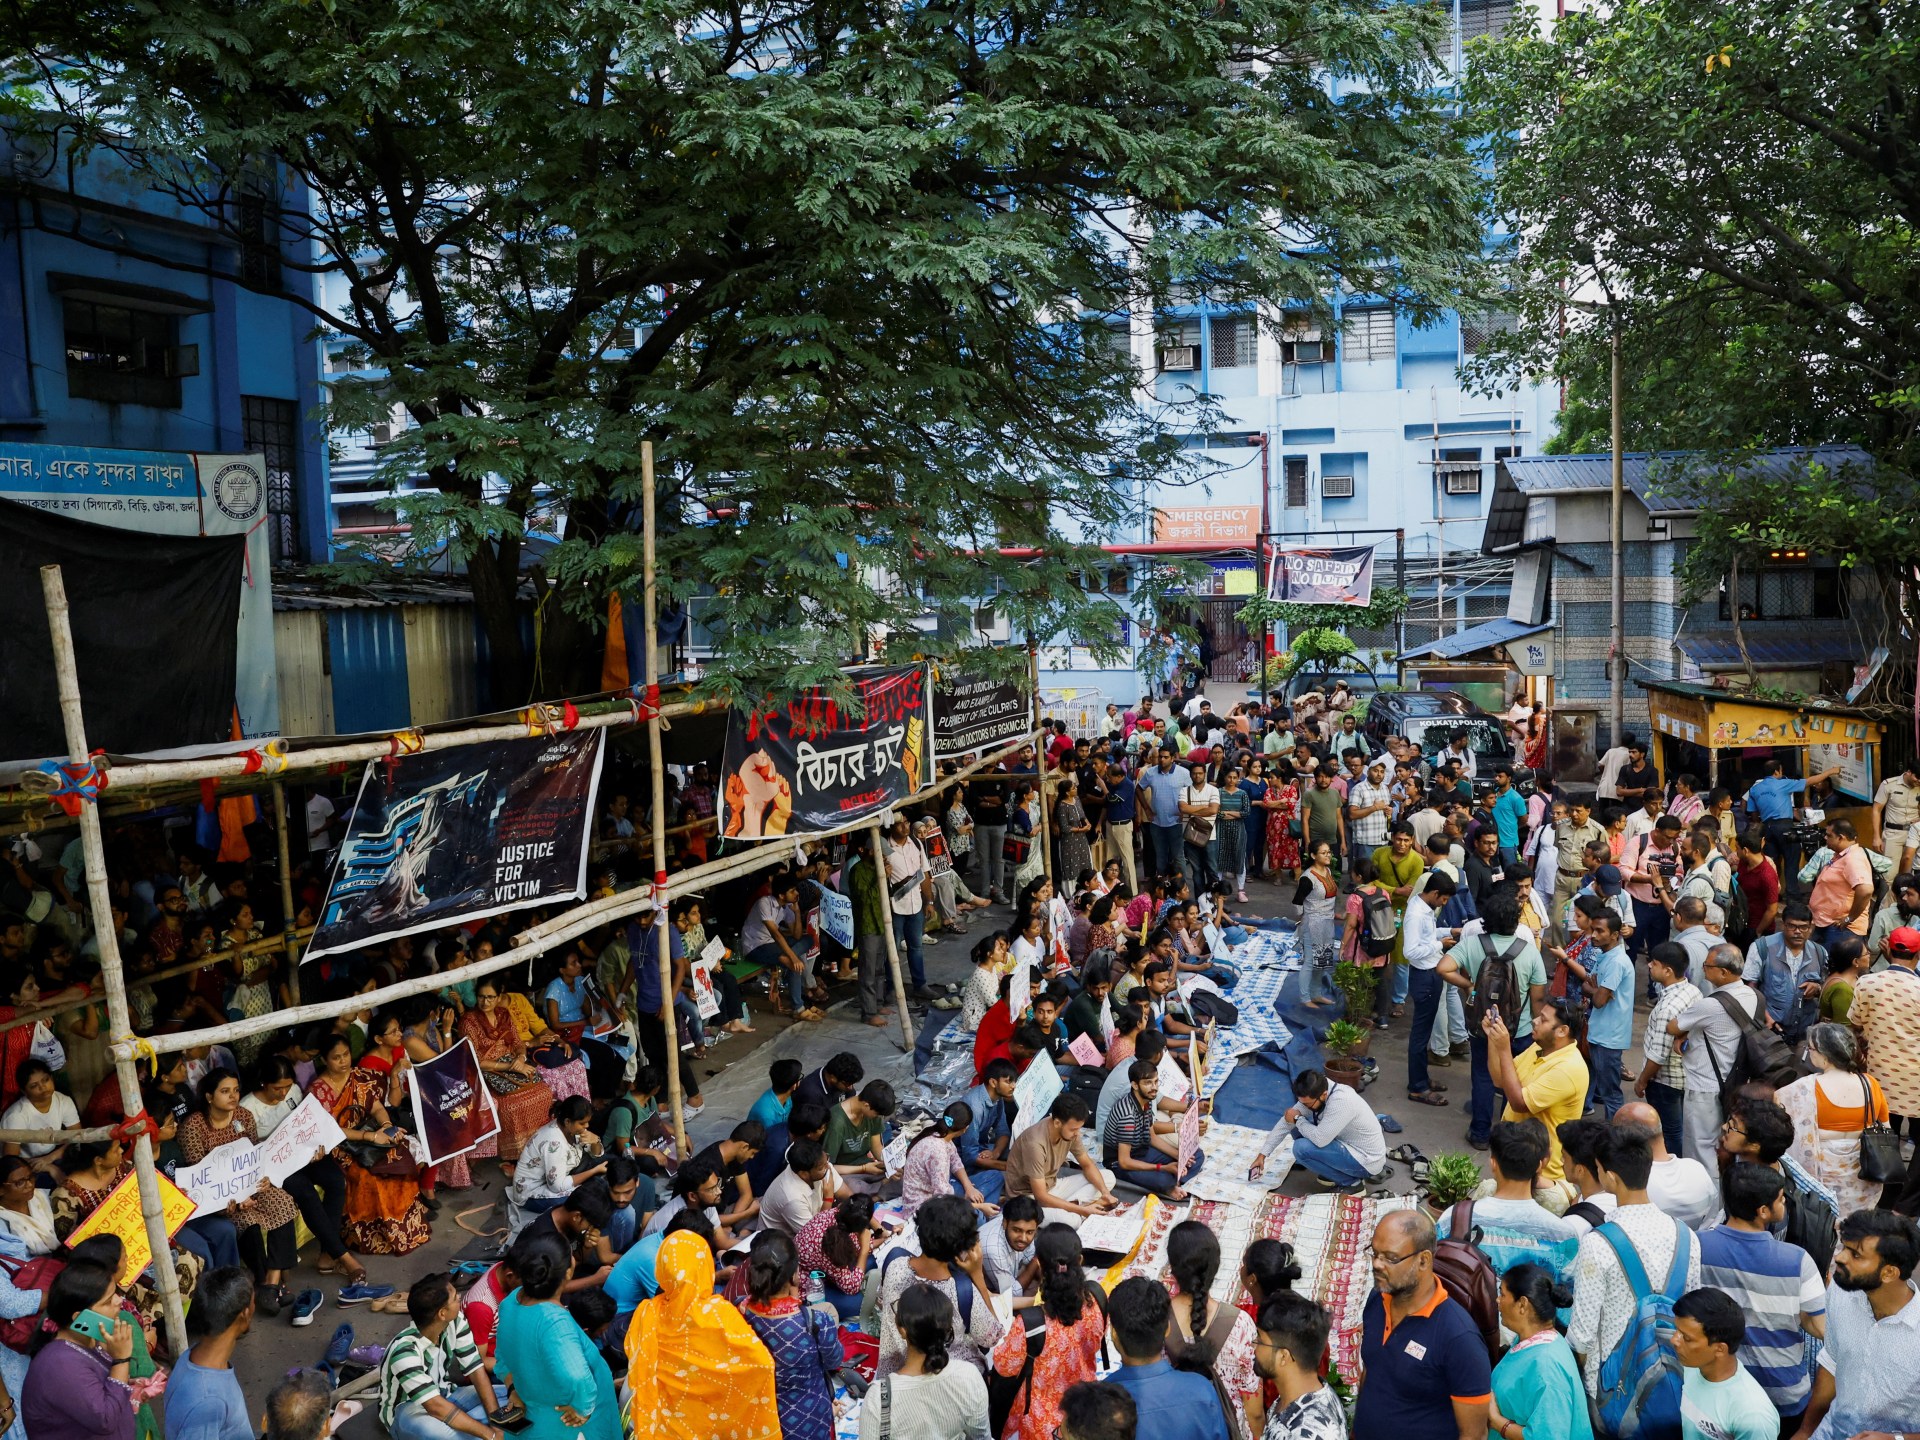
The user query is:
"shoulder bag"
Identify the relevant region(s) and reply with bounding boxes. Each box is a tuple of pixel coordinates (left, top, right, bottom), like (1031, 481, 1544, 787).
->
(1857, 1073, 1905, 1183)
(1182, 788, 1214, 847)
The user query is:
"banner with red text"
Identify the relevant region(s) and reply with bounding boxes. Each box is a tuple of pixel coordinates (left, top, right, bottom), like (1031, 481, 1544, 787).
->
(1267, 545, 1377, 606)
(720, 665, 930, 836)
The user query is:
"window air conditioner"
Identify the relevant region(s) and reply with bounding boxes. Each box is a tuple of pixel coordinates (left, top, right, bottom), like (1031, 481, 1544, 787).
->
(369, 423, 394, 446)
(1160, 346, 1198, 371)
(1321, 473, 1356, 499)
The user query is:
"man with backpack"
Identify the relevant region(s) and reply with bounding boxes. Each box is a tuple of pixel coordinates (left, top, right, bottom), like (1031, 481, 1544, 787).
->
(1669, 945, 1765, 1168)
(1435, 1119, 1580, 1286)
(1439, 887, 1547, 1150)
(1354, 1209, 1493, 1440)
(1741, 902, 1825, 1043)
(1566, 1125, 1701, 1429)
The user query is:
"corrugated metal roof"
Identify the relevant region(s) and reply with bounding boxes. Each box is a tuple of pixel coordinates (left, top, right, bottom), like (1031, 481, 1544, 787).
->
(271, 572, 481, 612)
(1401, 616, 1550, 662)
(1675, 630, 1861, 671)
(1504, 446, 1875, 511)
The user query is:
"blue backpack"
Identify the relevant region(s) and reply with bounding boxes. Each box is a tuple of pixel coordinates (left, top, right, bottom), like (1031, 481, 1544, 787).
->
(1592, 1220, 1691, 1440)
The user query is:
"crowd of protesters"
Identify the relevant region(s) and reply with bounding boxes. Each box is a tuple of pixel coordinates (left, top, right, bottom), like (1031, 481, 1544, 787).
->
(2, 678, 1920, 1440)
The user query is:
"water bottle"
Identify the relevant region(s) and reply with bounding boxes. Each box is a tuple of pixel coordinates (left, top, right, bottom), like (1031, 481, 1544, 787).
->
(806, 1269, 826, 1306)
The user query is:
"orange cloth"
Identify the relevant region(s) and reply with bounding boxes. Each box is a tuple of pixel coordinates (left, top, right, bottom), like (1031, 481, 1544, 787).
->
(624, 1231, 780, 1440)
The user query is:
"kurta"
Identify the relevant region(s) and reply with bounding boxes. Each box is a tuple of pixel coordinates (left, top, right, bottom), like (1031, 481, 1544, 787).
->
(1492, 1331, 1593, 1440)
(740, 1299, 843, 1440)
(496, 1290, 621, 1440)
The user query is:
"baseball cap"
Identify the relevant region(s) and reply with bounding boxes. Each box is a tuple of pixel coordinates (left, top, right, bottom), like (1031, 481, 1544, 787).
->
(1593, 864, 1625, 896)
(1889, 925, 1920, 958)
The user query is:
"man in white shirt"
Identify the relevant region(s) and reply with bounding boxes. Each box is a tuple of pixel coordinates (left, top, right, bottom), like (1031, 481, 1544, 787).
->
(1596, 731, 1638, 802)
(884, 817, 935, 1000)
(1615, 1101, 1718, 1231)
(759, 1138, 832, 1237)
(1404, 873, 1457, 1108)
(305, 792, 336, 854)
(1444, 730, 1478, 782)
(1622, 791, 1665, 843)
(1670, 946, 1762, 1168)
(1252, 1068, 1386, 1193)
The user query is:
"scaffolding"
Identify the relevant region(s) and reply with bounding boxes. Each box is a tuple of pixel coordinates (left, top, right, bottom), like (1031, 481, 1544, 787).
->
(7, 440, 1042, 1357)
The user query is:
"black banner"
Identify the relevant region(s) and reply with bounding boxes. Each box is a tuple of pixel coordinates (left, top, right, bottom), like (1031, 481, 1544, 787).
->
(306, 730, 606, 961)
(1267, 545, 1377, 606)
(721, 665, 929, 836)
(407, 1040, 500, 1165)
(0, 495, 244, 763)
(932, 672, 1030, 760)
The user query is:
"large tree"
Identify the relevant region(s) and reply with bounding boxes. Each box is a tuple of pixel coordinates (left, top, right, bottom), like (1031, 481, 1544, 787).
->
(1463, 0, 1920, 690)
(9, 0, 1483, 703)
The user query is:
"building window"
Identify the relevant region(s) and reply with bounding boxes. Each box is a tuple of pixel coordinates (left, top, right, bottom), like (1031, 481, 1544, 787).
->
(243, 395, 301, 563)
(1438, 447, 1483, 494)
(1158, 319, 1201, 372)
(1719, 558, 1846, 621)
(238, 187, 281, 291)
(1460, 311, 1517, 356)
(1283, 456, 1309, 509)
(1342, 306, 1395, 362)
(63, 300, 193, 408)
(1088, 321, 1134, 370)
(1209, 314, 1256, 368)
(1459, 0, 1516, 42)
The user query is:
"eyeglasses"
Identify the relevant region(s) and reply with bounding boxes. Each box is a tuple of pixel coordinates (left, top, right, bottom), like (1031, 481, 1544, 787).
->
(1370, 1247, 1418, 1266)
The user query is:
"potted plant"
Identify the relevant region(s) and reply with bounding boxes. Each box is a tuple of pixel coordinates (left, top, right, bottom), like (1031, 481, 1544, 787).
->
(1332, 960, 1376, 1029)
(1421, 1153, 1484, 1217)
(1321, 1020, 1369, 1087)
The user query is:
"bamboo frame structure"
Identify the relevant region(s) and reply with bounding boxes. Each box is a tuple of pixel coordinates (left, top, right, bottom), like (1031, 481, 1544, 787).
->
(868, 824, 916, 1051)
(641, 440, 688, 1161)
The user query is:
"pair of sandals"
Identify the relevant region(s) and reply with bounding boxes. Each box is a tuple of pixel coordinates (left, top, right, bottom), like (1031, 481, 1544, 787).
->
(1387, 1143, 1431, 1186)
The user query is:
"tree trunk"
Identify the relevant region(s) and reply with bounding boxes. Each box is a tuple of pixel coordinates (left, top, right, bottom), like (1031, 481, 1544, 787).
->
(469, 542, 532, 708)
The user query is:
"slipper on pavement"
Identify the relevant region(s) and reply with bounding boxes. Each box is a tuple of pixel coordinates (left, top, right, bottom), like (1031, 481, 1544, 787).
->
(1406, 1091, 1449, 1106)
(1376, 1114, 1403, 1134)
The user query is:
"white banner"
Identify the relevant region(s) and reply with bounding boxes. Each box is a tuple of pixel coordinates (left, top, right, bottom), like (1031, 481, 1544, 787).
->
(257, 1095, 348, 1188)
(178, 1140, 263, 1211)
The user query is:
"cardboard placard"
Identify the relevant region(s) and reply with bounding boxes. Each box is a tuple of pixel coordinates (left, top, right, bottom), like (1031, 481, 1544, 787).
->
(1012, 1053, 1064, 1133)
(1157, 1053, 1190, 1104)
(1176, 1099, 1202, 1179)
(66, 1169, 196, 1285)
(178, 1139, 262, 1212)
(257, 1095, 347, 1188)
(1066, 1033, 1104, 1068)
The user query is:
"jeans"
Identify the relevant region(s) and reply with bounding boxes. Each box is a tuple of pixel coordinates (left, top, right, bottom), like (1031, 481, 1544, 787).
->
(975, 824, 1007, 898)
(1183, 841, 1215, 898)
(1406, 967, 1443, 1095)
(183, 1215, 242, 1271)
(1293, 1135, 1374, 1186)
(636, 1009, 700, 1104)
(389, 1387, 492, 1440)
(1468, 1032, 1531, 1145)
(1631, 897, 1671, 962)
(1588, 1044, 1625, 1118)
(1817, 923, 1859, 952)
(1429, 984, 1467, 1053)
(893, 909, 927, 989)
(1646, 1079, 1685, 1154)
(1764, 818, 1802, 897)
(747, 941, 805, 1010)
(604, 1202, 638, 1256)
(1117, 1148, 1204, 1196)
(282, 1156, 350, 1260)
(1148, 825, 1183, 877)
(1498, 846, 1521, 873)
(1392, 959, 1410, 1006)
(962, 1169, 1005, 1203)
(857, 933, 892, 1018)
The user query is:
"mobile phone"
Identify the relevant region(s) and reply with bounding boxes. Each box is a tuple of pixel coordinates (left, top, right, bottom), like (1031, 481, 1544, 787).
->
(1489, 1005, 1501, 1023)
(68, 1308, 116, 1344)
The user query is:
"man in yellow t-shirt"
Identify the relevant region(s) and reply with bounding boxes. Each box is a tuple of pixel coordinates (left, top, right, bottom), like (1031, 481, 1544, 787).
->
(1483, 996, 1589, 1183)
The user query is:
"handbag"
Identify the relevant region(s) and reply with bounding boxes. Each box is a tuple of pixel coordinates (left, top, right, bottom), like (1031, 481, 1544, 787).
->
(1181, 788, 1214, 847)
(1857, 1074, 1905, 1183)
(339, 1138, 416, 1177)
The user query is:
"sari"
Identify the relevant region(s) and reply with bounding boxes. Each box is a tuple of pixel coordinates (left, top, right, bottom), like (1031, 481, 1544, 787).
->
(624, 1231, 780, 1440)
(1264, 782, 1301, 873)
(503, 993, 591, 1104)
(309, 1069, 432, 1255)
(457, 1007, 555, 1163)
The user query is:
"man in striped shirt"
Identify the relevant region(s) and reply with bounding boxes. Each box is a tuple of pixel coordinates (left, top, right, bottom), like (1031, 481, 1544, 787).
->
(378, 1272, 505, 1440)
(1697, 1164, 1827, 1434)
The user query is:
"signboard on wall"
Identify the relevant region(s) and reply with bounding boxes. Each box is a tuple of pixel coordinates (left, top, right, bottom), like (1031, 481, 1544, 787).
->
(1507, 633, 1555, 677)
(1809, 740, 1874, 802)
(0, 444, 279, 737)
(1154, 505, 1259, 548)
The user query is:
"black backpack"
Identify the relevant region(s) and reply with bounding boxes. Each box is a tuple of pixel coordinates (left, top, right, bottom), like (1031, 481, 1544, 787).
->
(1464, 936, 1524, 1031)
(1705, 989, 1808, 1102)
(1360, 888, 1397, 958)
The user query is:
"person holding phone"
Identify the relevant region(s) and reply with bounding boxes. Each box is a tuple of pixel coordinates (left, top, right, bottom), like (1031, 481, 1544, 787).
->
(20, 1258, 136, 1440)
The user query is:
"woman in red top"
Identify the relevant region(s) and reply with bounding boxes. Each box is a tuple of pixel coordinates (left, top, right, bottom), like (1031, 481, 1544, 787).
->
(989, 1226, 1107, 1440)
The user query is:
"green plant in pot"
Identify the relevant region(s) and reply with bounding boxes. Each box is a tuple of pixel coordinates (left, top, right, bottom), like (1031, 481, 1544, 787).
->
(1333, 960, 1376, 1027)
(1322, 1020, 1369, 1086)
(1421, 1153, 1484, 1216)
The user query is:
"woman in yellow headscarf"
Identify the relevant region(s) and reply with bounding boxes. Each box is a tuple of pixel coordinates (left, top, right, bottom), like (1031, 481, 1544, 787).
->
(625, 1229, 782, 1440)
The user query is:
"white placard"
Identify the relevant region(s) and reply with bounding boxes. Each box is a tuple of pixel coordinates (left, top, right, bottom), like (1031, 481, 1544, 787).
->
(881, 1130, 912, 1176)
(178, 1139, 262, 1211)
(1076, 1200, 1148, 1254)
(1008, 962, 1031, 1023)
(690, 959, 721, 1020)
(700, 936, 726, 966)
(1157, 1053, 1190, 1103)
(257, 1096, 347, 1188)
(1012, 1053, 1064, 1132)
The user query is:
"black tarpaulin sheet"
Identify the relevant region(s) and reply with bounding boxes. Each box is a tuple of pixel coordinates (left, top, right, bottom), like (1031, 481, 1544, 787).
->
(0, 495, 246, 762)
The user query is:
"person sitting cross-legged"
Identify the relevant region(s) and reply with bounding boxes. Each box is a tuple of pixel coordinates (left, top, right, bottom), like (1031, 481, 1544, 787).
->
(376, 1271, 505, 1440)
(1102, 1060, 1201, 1199)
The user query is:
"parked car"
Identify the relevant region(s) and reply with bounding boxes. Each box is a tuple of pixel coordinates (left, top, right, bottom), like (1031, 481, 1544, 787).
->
(1360, 691, 1524, 792)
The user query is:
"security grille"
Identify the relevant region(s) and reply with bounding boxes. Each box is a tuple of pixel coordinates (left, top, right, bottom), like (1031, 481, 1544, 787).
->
(1341, 306, 1395, 362)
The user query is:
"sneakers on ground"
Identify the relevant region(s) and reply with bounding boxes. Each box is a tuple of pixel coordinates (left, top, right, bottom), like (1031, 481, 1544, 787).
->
(321, 1323, 355, 1370)
(290, 1289, 324, 1326)
(336, 1282, 394, 1306)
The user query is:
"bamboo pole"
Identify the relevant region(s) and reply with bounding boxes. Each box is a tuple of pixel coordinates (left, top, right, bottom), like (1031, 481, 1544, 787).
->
(272, 779, 301, 1006)
(1028, 643, 1053, 885)
(114, 739, 1036, 1063)
(641, 441, 688, 1161)
(96, 695, 702, 791)
(39, 565, 188, 1358)
(869, 823, 916, 1052)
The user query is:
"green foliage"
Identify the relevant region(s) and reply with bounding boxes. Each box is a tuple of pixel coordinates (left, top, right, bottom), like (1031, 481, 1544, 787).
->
(8, 0, 1484, 704)
(1332, 960, 1376, 1022)
(1322, 1020, 1369, 1060)
(1462, 0, 1920, 675)
(1422, 1153, 1484, 1208)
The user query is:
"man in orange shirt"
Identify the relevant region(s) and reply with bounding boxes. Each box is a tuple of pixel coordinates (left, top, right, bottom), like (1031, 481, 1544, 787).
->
(1809, 818, 1875, 948)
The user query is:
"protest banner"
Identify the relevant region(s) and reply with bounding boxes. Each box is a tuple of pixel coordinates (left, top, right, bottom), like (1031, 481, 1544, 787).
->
(932, 673, 1030, 760)
(307, 729, 606, 961)
(719, 665, 930, 836)
(1012, 1052, 1064, 1132)
(178, 1140, 262, 1212)
(817, 889, 854, 948)
(67, 1169, 196, 1285)
(690, 956, 720, 1020)
(1177, 1098, 1202, 1179)
(407, 1039, 500, 1166)
(258, 1095, 348, 1188)
(1267, 545, 1377, 606)
(1066, 1033, 1104, 1068)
